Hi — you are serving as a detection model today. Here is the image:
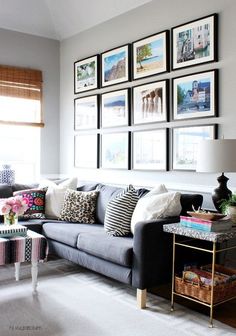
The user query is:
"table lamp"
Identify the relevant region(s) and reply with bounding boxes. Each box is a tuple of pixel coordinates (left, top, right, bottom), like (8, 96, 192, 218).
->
(196, 139, 236, 212)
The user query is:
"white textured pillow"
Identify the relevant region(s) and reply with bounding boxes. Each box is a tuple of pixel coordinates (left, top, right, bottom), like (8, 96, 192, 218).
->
(143, 184, 168, 198)
(131, 192, 181, 234)
(39, 177, 77, 219)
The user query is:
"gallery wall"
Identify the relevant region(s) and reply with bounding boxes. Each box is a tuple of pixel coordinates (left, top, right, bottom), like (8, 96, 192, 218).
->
(60, 0, 236, 208)
(0, 28, 60, 176)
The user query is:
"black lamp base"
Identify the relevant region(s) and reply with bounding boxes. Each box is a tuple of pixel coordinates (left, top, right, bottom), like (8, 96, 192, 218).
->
(212, 173, 232, 212)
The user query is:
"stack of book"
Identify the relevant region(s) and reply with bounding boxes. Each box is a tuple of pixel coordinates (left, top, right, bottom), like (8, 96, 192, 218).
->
(180, 216, 232, 232)
(0, 224, 28, 238)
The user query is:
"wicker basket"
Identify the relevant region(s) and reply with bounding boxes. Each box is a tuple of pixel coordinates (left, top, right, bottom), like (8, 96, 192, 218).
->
(175, 264, 236, 304)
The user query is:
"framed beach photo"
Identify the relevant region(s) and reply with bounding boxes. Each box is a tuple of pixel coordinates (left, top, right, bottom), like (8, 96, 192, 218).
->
(132, 30, 169, 80)
(100, 132, 130, 169)
(74, 95, 99, 130)
(172, 70, 218, 120)
(101, 89, 130, 128)
(172, 14, 218, 70)
(132, 129, 167, 171)
(101, 44, 130, 87)
(172, 124, 217, 171)
(74, 55, 99, 94)
(74, 134, 99, 168)
(132, 80, 168, 125)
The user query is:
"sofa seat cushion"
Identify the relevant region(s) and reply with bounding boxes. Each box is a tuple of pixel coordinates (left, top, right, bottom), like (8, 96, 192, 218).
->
(77, 231, 133, 267)
(42, 222, 104, 248)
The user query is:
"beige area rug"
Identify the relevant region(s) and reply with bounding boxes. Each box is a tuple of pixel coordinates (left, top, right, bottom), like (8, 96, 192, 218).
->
(0, 259, 235, 336)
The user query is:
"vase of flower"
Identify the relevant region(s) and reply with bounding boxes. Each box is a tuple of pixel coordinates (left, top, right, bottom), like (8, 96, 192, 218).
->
(4, 213, 18, 225)
(0, 196, 29, 226)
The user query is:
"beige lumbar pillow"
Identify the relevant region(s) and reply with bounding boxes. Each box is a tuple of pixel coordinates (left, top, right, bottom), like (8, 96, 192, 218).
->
(39, 177, 77, 219)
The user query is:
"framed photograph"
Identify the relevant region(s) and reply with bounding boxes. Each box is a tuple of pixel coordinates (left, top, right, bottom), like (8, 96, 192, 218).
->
(74, 134, 99, 168)
(172, 13, 218, 70)
(101, 44, 130, 87)
(132, 129, 167, 171)
(74, 55, 99, 94)
(172, 70, 218, 120)
(74, 95, 99, 130)
(172, 124, 217, 171)
(100, 132, 130, 169)
(132, 30, 169, 80)
(132, 80, 168, 125)
(101, 89, 130, 128)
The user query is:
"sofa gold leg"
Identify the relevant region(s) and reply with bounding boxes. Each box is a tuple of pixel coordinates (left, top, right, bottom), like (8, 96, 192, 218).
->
(137, 288, 146, 309)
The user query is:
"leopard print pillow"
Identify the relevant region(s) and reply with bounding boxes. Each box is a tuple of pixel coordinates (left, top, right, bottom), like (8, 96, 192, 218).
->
(59, 189, 98, 223)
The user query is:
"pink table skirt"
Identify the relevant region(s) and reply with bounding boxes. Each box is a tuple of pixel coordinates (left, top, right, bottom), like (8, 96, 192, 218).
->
(0, 230, 48, 265)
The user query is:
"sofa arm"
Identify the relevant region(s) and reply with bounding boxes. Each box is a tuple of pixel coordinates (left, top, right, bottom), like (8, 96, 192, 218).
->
(132, 217, 180, 289)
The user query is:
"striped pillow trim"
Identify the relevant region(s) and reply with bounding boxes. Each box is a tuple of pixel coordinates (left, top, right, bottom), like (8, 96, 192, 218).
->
(104, 185, 139, 236)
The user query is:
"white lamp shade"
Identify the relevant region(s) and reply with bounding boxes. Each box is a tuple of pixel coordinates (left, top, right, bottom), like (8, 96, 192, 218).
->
(196, 139, 236, 173)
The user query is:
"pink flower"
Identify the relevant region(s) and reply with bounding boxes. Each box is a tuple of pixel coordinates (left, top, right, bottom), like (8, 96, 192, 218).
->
(0, 196, 29, 216)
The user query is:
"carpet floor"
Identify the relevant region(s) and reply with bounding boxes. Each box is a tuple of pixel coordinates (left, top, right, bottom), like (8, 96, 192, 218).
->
(0, 259, 235, 336)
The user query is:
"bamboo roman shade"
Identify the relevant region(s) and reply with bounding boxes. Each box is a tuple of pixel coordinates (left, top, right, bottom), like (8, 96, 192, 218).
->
(0, 65, 44, 127)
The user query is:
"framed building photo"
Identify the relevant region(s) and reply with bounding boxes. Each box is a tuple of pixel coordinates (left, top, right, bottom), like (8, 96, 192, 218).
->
(100, 132, 130, 169)
(172, 70, 218, 121)
(132, 30, 169, 80)
(132, 80, 168, 125)
(74, 134, 99, 168)
(172, 14, 218, 70)
(74, 55, 99, 94)
(101, 89, 130, 128)
(101, 44, 130, 87)
(74, 95, 99, 130)
(172, 124, 217, 171)
(132, 129, 167, 171)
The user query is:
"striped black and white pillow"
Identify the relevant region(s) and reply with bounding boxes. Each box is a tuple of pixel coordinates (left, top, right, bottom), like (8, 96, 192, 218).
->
(104, 185, 139, 236)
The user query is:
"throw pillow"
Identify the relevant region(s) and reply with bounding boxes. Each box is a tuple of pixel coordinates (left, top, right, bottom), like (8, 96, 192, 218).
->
(143, 184, 168, 198)
(131, 192, 182, 234)
(13, 188, 47, 219)
(104, 185, 139, 237)
(39, 177, 77, 219)
(59, 189, 98, 223)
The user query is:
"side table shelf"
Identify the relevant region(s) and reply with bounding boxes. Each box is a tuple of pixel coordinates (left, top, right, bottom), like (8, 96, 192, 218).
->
(163, 223, 236, 327)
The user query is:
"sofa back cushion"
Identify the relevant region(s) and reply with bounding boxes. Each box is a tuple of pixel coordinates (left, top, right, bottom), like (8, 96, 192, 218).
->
(180, 194, 203, 215)
(0, 184, 13, 198)
(96, 184, 124, 224)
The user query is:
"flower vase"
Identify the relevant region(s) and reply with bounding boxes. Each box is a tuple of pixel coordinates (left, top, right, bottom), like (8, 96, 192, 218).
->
(4, 213, 18, 225)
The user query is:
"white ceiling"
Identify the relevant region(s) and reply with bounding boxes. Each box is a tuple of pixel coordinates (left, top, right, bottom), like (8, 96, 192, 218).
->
(0, 0, 152, 40)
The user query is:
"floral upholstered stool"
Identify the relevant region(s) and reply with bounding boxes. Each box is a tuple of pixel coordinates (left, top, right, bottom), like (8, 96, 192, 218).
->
(0, 230, 48, 293)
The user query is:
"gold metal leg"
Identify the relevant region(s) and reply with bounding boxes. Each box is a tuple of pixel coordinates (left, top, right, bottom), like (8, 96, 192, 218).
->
(209, 242, 216, 328)
(171, 234, 176, 312)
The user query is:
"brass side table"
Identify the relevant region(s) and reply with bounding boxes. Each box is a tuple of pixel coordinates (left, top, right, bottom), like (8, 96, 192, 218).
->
(163, 223, 236, 327)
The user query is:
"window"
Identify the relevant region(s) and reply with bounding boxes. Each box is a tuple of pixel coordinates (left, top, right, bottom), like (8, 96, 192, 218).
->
(0, 65, 43, 182)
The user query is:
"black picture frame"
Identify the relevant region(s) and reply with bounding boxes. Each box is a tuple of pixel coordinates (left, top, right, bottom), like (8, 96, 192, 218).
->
(74, 54, 99, 94)
(74, 133, 99, 168)
(100, 131, 131, 170)
(100, 88, 130, 128)
(132, 30, 169, 80)
(74, 95, 99, 130)
(172, 69, 218, 121)
(101, 44, 131, 88)
(171, 124, 217, 171)
(171, 13, 218, 71)
(132, 128, 168, 171)
(132, 79, 169, 125)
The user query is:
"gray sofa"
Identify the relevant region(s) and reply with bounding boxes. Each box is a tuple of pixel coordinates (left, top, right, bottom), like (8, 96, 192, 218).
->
(0, 181, 203, 308)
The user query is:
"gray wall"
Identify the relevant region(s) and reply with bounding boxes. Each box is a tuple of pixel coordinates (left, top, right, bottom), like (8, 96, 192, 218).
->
(60, 0, 236, 208)
(0, 28, 60, 175)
